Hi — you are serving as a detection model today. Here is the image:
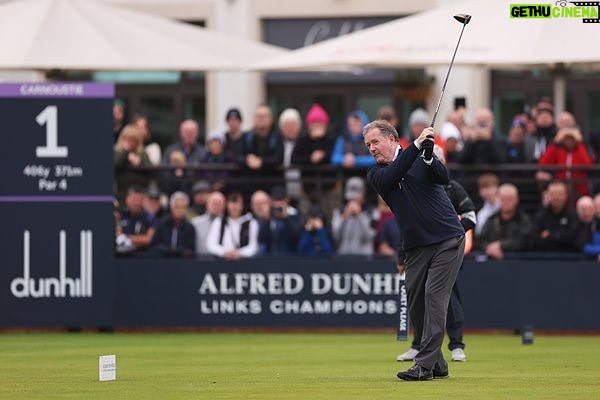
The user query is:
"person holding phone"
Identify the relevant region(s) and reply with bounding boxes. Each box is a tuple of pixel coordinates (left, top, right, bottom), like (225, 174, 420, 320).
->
(457, 108, 503, 165)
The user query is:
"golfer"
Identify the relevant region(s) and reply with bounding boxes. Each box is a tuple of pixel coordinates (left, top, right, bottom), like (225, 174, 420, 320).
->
(364, 120, 465, 381)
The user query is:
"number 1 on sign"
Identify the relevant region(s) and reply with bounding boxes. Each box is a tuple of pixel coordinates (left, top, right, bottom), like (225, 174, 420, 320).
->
(36, 106, 68, 158)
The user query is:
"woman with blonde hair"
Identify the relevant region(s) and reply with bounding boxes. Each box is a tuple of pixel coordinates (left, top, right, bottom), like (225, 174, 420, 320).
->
(131, 114, 162, 166)
(114, 124, 152, 200)
(115, 125, 150, 163)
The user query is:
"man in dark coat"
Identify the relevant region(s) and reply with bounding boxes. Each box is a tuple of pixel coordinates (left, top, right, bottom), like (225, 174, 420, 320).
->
(397, 145, 476, 363)
(150, 191, 196, 258)
(365, 120, 465, 381)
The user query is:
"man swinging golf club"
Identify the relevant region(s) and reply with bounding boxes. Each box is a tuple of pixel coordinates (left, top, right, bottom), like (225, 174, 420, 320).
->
(365, 121, 465, 381)
(364, 14, 471, 381)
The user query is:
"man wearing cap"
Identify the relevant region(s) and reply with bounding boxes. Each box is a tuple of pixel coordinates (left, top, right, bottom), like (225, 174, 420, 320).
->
(524, 101, 557, 162)
(143, 186, 166, 229)
(364, 120, 465, 381)
(331, 177, 376, 255)
(224, 108, 245, 161)
(188, 180, 212, 219)
(200, 130, 235, 192)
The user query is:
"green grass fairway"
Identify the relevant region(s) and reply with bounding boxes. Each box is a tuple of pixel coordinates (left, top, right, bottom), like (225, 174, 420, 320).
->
(1, 332, 599, 400)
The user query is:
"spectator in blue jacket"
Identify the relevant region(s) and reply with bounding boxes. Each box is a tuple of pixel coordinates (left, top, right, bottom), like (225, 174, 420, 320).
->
(257, 186, 302, 255)
(297, 205, 335, 256)
(115, 186, 155, 255)
(331, 110, 374, 169)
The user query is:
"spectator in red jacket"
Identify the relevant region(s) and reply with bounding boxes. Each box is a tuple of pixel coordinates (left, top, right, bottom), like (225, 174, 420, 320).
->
(537, 126, 593, 200)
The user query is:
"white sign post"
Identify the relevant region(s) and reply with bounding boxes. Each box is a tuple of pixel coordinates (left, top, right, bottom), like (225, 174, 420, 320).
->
(99, 355, 116, 381)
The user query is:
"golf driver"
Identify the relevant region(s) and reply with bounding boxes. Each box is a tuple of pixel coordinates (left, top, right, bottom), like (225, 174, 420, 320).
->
(423, 13, 471, 159)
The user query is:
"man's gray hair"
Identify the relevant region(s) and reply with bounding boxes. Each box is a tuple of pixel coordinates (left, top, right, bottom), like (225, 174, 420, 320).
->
(278, 108, 302, 128)
(169, 191, 190, 209)
(363, 119, 399, 140)
(498, 183, 519, 199)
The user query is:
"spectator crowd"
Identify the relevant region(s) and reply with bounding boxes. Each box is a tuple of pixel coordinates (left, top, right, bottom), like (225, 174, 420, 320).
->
(113, 97, 600, 261)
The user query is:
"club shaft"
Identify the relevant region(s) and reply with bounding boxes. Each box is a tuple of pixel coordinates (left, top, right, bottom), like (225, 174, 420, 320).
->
(430, 22, 468, 129)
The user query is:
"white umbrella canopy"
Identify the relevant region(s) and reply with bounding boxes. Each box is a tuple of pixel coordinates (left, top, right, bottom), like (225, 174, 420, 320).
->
(0, 0, 287, 71)
(251, 0, 600, 71)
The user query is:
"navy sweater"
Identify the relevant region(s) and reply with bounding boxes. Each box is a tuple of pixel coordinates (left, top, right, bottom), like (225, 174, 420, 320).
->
(367, 144, 464, 253)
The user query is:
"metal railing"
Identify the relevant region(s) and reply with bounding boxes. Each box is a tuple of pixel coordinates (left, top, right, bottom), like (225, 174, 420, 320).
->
(115, 162, 600, 213)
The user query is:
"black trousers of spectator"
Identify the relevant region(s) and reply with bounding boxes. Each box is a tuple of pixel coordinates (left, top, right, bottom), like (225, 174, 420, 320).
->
(445, 269, 465, 351)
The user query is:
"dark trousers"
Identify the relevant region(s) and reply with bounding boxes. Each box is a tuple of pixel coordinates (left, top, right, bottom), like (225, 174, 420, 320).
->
(445, 272, 465, 351)
(405, 235, 465, 370)
(411, 267, 465, 351)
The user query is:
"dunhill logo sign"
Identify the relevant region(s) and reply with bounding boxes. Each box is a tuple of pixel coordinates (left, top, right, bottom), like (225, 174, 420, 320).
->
(10, 230, 93, 298)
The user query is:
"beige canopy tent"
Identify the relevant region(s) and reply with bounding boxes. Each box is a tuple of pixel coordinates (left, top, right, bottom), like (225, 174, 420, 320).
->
(251, 0, 600, 111)
(251, 0, 600, 70)
(0, 0, 287, 71)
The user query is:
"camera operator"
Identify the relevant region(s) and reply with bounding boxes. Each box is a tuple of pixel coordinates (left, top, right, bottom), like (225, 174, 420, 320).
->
(297, 205, 335, 256)
(257, 186, 302, 255)
(331, 177, 376, 255)
(457, 108, 503, 165)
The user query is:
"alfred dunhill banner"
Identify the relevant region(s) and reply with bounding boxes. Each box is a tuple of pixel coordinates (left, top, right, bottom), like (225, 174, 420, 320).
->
(4, 256, 600, 329)
(114, 258, 403, 328)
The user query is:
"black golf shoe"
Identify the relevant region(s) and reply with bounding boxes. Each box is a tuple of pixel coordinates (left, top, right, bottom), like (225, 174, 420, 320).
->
(432, 363, 449, 379)
(397, 364, 433, 381)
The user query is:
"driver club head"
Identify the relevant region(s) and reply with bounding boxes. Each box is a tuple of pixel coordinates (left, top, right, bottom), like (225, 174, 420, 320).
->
(454, 14, 472, 25)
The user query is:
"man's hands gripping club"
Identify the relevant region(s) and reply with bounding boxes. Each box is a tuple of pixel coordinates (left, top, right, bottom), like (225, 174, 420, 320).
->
(415, 127, 435, 160)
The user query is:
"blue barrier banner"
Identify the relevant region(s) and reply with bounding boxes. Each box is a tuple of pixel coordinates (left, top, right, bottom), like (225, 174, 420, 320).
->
(115, 258, 402, 328)
(113, 258, 600, 331)
(0, 82, 114, 327)
(4, 254, 600, 330)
